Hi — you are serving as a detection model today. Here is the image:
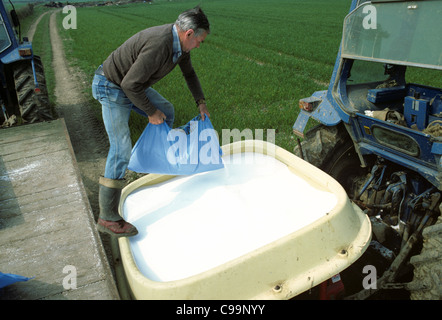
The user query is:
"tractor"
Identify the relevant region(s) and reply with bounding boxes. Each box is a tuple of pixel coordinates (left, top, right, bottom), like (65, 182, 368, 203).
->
(0, 0, 52, 127)
(293, 0, 441, 299)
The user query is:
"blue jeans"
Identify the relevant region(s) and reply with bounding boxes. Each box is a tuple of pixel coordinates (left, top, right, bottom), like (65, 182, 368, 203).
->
(92, 73, 175, 180)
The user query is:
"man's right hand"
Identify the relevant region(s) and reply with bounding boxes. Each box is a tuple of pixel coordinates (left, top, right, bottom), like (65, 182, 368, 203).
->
(148, 109, 166, 125)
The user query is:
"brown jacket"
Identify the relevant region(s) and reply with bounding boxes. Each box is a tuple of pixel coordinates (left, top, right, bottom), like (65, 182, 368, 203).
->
(103, 23, 204, 116)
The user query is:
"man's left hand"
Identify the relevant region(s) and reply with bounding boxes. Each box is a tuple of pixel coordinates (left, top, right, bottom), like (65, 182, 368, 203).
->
(198, 103, 210, 121)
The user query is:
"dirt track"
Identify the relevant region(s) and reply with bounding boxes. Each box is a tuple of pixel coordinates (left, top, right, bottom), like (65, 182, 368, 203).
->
(49, 11, 109, 213)
(33, 11, 114, 268)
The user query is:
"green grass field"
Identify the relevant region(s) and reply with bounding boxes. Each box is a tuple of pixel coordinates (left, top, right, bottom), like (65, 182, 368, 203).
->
(34, 0, 351, 151)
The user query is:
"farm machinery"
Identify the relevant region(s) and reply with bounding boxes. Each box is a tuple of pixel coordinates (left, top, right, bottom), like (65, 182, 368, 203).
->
(293, 0, 441, 299)
(0, 0, 52, 127)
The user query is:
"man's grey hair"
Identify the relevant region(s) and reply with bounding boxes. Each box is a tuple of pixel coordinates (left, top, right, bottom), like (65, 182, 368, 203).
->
(175, 6, 210, 37)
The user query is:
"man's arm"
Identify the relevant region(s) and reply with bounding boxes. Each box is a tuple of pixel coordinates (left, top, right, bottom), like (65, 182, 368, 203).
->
(179, 54, 210, 119)
(119, 53, 160, 117)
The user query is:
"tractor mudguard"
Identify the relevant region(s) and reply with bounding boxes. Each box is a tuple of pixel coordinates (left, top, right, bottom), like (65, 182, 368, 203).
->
(0, 44, 32, 64)
(293, 90, 341, 138)
(0, 49, 24, 64)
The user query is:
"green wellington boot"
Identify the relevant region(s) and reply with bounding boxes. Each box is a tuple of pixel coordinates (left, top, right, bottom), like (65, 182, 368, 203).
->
(96, 176, 138, 238)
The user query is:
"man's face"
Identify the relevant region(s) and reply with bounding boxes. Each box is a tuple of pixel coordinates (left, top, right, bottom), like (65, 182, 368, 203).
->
(181, 29, 207, 53)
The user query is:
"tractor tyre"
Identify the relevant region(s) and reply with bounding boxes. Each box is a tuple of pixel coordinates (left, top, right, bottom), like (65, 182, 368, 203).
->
(408, 216, 442, 300)
(293, 124, 367, 195)
(13, 56, 53, 123)
(294, 124, 350, 169)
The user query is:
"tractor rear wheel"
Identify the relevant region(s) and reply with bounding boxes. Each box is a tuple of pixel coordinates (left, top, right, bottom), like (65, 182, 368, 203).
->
(408, 217, 442, 300)
(294, 124, 368, 193)
(13, 56, 53, 123)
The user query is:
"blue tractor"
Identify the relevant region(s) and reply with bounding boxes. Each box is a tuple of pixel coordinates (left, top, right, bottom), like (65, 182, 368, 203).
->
(0, 0, 52, 126)
(293, 0, 441, 299)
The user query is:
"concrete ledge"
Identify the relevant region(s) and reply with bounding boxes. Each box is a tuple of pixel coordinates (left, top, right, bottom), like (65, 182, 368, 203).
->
(0, 119, 119, 300)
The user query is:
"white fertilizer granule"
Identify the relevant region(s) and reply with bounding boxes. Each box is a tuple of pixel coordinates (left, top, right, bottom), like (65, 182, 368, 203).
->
(122, 152, 337, 282)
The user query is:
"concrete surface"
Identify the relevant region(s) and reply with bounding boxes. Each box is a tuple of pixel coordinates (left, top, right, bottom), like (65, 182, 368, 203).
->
(0, 119, 119, 299)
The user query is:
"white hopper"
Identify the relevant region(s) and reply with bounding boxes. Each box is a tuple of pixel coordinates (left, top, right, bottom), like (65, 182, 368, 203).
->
(118, 140, 371, 299)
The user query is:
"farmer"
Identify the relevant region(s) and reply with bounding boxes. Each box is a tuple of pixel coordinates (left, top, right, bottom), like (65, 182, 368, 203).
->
(92, 6, 210, 237)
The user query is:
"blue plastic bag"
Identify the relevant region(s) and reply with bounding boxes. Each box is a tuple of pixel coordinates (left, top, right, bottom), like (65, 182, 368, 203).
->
(128, 115, 224, 175)
(0, 272, 34, 289)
